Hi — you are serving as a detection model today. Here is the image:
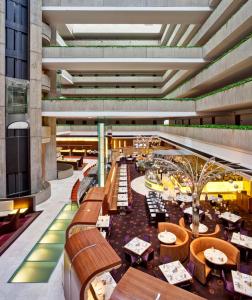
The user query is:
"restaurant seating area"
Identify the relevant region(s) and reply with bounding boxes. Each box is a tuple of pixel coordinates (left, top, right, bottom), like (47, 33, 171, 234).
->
(106, 163, 252, 300)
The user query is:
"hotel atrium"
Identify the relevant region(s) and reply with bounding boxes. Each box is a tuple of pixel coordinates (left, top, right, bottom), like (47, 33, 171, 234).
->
(0, 0, 252, 299)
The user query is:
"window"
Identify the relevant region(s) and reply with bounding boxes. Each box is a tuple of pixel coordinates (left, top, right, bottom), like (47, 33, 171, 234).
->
(6, 78, 28, 114)
(116, 120, 120, 124)
(82, 120, 87, 125)
(131, 120, 136, 124)
(66, 120, 74, 125)
(153, 120, 157, 125)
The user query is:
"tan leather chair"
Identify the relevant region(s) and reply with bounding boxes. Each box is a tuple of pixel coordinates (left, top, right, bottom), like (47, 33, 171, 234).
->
(190, 237, 240, 285)
(178, 217, 221, 239)
(158, 222, 189, 262)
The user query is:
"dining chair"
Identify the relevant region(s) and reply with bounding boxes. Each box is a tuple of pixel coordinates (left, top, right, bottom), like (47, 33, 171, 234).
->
(123, 234, 131, 244)
(221, 270, 236, 297)
(186, 260, 195, 276)
(143, 234, 151, 243)
(142, 247, 154, 268)
(124, 252, 138, 266)
(160, 255, 172, 264)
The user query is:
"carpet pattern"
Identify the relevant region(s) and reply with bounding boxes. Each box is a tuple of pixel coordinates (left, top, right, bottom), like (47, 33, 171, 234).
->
(108, 164, 252, 300)
(0, 211, 41, 256)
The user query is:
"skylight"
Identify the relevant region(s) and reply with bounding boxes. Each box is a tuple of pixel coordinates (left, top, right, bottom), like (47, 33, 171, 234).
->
(69, 24, 162, 34)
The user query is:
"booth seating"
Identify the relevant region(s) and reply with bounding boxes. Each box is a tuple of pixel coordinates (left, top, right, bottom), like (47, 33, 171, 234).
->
(190, 237, 240, 285)
(64, 228, 121, 300)
(158, 222, 189, 262)
(66, 201, 102, 239)
(178, 217, 221, 240)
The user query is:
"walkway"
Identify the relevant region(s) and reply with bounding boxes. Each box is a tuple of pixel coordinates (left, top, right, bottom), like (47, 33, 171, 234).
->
(0, 159, 96, 300)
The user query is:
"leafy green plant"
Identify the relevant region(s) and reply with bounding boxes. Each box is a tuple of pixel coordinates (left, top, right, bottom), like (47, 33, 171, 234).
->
(165, 124, 252, 130)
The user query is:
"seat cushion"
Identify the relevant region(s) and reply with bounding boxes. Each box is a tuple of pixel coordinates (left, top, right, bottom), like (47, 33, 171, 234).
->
(197, 251, 207, 264)
(176, 238, 182, 245)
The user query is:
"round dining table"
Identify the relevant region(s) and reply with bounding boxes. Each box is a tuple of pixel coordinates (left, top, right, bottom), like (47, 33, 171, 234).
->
(190, 223, 208, 233)
(204, 248, 227, 265)
(158, 231, 176, 244)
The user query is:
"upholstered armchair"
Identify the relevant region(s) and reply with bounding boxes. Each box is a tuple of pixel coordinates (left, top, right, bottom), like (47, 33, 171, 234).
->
(158, 222, 189, 262)
(190, 237, 240, 285)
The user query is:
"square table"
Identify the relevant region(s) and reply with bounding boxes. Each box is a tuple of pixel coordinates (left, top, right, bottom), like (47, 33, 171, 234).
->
(119, 181, 128, 187)
(231, 232, 252, 250)
(118, 187, 127, 193)
(118, 194, 128, 202)
(232, 270, 252, 298)
(90, 272, 116, 300)
(124, 237, 151, 256)
(120, 176, 127, 181)
(117, 201, 128, 207)
(96, 215, 110, 228)
(220, 212, 241, 223)
(159, 261, 192, 285)
(183, 206, 203, 216)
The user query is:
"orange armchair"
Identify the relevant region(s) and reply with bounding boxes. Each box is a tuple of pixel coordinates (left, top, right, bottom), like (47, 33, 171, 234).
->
(178, 217, 221, 239)
(190, 237, 240, 285)
(158, 222, 189, 262)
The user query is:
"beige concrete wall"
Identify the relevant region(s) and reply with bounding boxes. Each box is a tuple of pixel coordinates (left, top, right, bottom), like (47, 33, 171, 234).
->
(44, 117, 57, 181)
(42, 99, 196, 113)
(203, 1, 252, 59)
(0, 1, 6, 197)
(196, 80, 252, 112)
(159, 126, 252, 152)
(168, 38, 252, 98)
(29, 1, 43, 194)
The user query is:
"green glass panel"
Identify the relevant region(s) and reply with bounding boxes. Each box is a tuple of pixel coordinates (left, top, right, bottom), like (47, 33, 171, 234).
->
(11, 261, 57, 283)
(27, 244, 64, 262)
(50, 219, 71, 231)
(57, 211, 76, 220)
(40, 230, 65, 244)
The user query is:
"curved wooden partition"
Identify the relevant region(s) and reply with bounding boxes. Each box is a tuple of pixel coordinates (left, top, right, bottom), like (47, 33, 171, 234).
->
(103, 162, 118, 214)
(84, 187, 105, 202)
(66, 201, 102, 239)
(64, 228, 121, 300)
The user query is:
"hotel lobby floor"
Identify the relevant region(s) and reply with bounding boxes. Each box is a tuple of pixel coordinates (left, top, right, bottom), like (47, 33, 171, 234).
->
(0, 159, 96, 300)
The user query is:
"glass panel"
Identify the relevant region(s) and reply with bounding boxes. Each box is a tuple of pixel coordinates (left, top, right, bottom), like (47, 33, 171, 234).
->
(6, 78, 28, 114)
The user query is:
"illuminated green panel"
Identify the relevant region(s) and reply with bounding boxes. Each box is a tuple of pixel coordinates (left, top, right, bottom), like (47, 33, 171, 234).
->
(11, 262, 57, 283)
(27, 244, 64, 262)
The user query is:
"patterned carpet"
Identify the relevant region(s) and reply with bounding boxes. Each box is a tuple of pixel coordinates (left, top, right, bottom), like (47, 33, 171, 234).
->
(108, 164, 252, 300)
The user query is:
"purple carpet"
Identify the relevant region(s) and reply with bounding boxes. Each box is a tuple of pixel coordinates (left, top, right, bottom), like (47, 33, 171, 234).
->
(108, 164, 252, 300)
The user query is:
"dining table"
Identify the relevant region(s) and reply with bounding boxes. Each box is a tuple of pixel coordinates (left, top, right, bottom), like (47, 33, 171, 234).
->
(231, 270, 252, 298)
(190, 223, 208, 233)
(90, 271, 117, 300)
(176, 194, 193, 203)
(204, 247, 227, 277)
(118, 194, 128, 201)
(118, 187, 128, 193)
(124, 237, 151, 256)
(159, 260, 192, 285)
(158, 231, 176, 244)
(183, 206, 203, 216)
(219, 212, 241, 223)
(231, 232, 252, 250)
(96, 215, 110, 228)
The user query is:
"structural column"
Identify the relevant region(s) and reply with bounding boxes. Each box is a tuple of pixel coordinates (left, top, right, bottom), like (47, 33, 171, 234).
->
(29, 1, 42, 194)
(97, 123, 105, 187)
(43, 117, 57, 181)
(0, 2, 6, 197)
